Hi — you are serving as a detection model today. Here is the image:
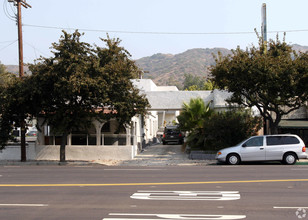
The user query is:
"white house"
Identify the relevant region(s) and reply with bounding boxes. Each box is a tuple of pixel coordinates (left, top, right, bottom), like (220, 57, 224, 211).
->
(0, 79, 233, 161)
(132, 79, 233, 144)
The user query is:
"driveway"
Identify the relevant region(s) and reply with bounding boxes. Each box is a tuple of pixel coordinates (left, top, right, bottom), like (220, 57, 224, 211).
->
(108, 144, 215, 166)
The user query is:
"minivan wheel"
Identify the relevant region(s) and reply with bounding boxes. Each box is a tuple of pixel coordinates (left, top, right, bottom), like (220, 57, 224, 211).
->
(227, 154, 240, 165)
(283, 153, 297, 165)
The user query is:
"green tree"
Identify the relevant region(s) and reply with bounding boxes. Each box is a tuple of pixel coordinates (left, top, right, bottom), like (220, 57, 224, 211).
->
(177, 98, 213, 149)
(211, 37, 308, 134)
(203, 109, 262, 151)
(202, 79, 216, 90)
(19, 30, 149, 162)
(0, 62, 6, 74)
(0, 62, 15, 87)
(183, 73, 217, 91)
(183, 74, 205, 90)
(0, 76, 31, 150)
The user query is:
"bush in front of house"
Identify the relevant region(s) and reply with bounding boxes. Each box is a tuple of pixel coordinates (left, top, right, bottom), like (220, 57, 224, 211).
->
(203, 109, 262, 152)
(177, 98, 262, 152)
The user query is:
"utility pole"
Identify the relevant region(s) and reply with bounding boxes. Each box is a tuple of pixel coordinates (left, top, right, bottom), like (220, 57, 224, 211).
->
(261, 3, 267, 53)
(261, 3, 269, 135)
(9, 0, 31, 161)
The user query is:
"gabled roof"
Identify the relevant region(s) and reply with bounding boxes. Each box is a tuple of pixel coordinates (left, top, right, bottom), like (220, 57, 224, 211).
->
(145, 91, 212, 110)
(145, 90, 233, 111)
(132, 79, 179, 92)
(132, 79, 233, 111)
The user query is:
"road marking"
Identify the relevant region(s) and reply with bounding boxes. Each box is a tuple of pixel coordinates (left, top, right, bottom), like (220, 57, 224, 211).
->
(291, 169, 308, 171)
(104, 213, 246, 220)
(273, 207, 308, 209)
(103, 169, 164, 171)
(74, 166, 93, 168)
(131, 191, 240, 201)
(0, 179, 307, 187)
(0, 204, 48, 207)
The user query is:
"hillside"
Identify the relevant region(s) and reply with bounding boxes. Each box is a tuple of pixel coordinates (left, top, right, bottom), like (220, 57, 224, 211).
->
(4, 44, 308, 88)
(136, 48, 231, 88)
(5, 65, 29, 75)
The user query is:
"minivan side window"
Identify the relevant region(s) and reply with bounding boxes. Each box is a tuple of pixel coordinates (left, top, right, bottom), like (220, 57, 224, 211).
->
(266, 136, 300, 145)
(243, 137, 263, 147)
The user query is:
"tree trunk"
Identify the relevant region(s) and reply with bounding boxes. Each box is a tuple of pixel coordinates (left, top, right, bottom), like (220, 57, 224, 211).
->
(270, 124, 279, 135)
(60, 132, 67, 162)
(269, 115, 281, 135)
(20, 119, 26, 162)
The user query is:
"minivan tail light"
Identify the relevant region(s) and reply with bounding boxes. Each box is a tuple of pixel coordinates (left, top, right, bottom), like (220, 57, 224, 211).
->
(303, 146, 306, 152)
(163, 134, 165, 138)
(179, 133, 182, 137)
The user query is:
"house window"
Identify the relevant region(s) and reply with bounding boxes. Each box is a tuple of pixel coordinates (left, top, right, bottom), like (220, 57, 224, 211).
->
(71, 132, 87, 145)
(71, 124, 96, 146)
(44, 125, 66, 145)
(101, 121, 111, 132)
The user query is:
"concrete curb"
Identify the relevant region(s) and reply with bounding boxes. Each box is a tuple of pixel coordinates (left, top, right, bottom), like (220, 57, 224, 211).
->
(0, 160, 104, 166)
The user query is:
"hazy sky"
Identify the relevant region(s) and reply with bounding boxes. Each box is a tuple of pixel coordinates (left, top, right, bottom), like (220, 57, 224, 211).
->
(2, 0, 308, 65)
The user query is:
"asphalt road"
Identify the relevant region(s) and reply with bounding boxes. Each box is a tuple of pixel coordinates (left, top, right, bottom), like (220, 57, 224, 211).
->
(0, 164, 308, 220)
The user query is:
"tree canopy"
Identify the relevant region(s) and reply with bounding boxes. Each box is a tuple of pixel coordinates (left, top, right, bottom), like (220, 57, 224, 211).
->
(0, 62, 15, 87)
(183, 73, 217, 91)
(211, 37, 308, 134)
(0, 31, 149, 161)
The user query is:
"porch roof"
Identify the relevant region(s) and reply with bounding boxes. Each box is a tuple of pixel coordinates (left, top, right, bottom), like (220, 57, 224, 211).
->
(279, 120, 308, 129)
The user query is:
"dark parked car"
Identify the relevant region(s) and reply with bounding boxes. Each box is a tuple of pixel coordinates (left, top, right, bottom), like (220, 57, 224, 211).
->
(26, 130, 37, 136)
(162, 126, 184, 145)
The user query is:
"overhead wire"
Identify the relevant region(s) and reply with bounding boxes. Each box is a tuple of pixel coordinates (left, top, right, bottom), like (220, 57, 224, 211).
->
(23, 23, 308, 35)
(0, 40, 18, 52)
(3, 0, 16, 22)
(24, 41, 49, 58)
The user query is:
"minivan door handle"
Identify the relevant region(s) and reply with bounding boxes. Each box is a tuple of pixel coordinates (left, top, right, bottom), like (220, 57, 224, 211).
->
(260, 147, 264, 150)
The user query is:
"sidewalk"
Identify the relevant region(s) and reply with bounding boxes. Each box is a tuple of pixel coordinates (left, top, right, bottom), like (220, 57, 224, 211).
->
(116, 144, 214, 166)
(0, 144, 307, 166)
(0, 144, 215, 166)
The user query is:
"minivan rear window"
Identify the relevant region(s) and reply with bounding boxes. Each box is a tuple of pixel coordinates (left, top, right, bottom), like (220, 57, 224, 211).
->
(266, 136, 300, 145)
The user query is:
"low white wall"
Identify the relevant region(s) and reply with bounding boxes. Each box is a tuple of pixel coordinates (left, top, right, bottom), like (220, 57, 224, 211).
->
(0, 143, 36, 160)
(36, 145, 136, 161)
(0, 144, 137, 161)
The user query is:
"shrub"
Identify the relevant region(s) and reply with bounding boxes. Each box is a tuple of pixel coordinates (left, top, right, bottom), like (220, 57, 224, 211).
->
(203, 109, 262, 151)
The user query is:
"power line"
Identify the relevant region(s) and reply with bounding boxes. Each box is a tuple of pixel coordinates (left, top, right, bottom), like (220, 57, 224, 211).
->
(24, 41, 49, 58)
(3, 0, 17, 22)
(0, 40, 18, 52)
(0, 40, 18, 44)
(23, 23, 308, 35)
(22, 23, 256, 35)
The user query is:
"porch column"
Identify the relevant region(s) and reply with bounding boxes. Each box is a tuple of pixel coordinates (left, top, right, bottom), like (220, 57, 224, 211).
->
(126, 127, 131, 145)
(161, 111, 166, 128)
(93, 120, 103, 146)
(67, 134, 72, 146)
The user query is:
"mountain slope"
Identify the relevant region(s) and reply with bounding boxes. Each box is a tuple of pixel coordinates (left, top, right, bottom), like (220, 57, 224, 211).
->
(4, 44, 308, 88)
(136, 48, 231, 87)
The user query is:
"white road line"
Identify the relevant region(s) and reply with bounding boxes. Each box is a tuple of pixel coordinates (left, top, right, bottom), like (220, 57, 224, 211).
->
(291, 169, 308, 171)
(74, 166, 93, 168)
(131, 191, 240, 201)
(103, 169, 164, 171)
(0, 204, 48, 207)
(105, 213, 246, 220)
(273, 207, 308, 209)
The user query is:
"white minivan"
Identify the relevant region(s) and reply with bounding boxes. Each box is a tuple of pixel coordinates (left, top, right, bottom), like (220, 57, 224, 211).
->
(216, 134, 307, 165)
